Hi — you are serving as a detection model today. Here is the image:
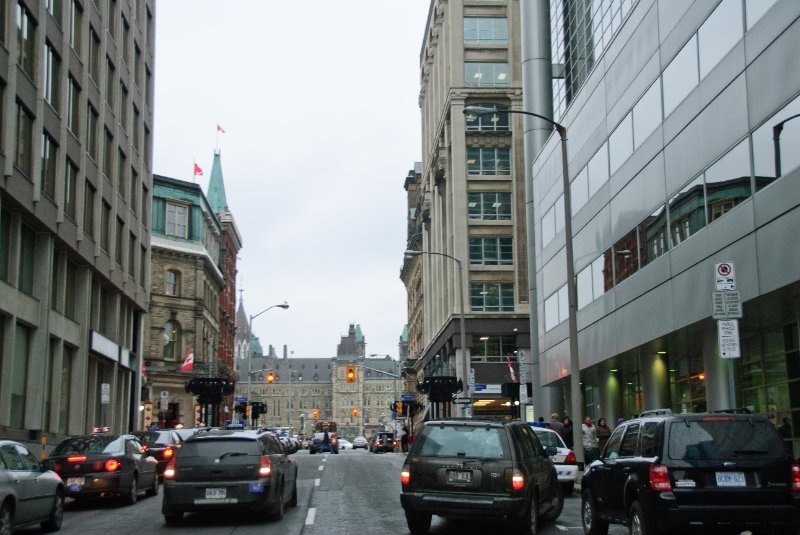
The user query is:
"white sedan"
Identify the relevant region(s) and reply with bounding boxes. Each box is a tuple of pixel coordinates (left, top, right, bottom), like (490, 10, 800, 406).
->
(531, 425, 578, 494)
(337, 439, 353, 450)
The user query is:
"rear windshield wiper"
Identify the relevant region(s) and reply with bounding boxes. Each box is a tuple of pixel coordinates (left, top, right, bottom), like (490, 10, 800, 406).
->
(217, 452, 249, 461)
(732, 449, 768, 455)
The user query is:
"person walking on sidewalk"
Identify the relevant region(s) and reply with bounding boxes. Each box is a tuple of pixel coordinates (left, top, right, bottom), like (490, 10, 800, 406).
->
(596, 417, 612, 453)
(549, 413, 567, 441)
(582, 417, 600, 464)
(401, 425, 410, 453)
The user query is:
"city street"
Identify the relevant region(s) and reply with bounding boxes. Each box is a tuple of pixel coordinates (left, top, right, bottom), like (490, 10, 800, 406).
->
(17, 448, 624, 535)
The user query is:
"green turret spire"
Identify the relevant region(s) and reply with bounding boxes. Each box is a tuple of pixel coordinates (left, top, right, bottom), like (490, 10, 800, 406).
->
(207, 150, 229, 214)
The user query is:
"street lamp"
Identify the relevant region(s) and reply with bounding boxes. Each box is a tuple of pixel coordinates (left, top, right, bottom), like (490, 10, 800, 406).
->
(247, 302, 289, 406)
(403, 250, 470, 417)
(773, 112, 800, 177)
(464, 105, 583, 464)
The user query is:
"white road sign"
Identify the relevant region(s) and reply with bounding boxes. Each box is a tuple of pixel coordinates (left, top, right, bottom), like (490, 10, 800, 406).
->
(711, 291, 743, 319)
(101, 383, 110, 404)
(715, 262, 736, 291)
(718, 319, 741, 358)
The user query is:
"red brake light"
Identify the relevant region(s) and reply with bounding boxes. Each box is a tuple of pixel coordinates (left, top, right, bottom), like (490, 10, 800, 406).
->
(511, 470, 525, 491)
(791, 465, 800, 492)
(649, 464, 672, 491)
(564, 451, 577, 464)
(163, 446, 174, 458)
(259, 455, 272, 477)
(401, 466, 411, 486)
(67, 455, 87, 463)
(163, 459, 176, 479)
(104, 458, 121, 472)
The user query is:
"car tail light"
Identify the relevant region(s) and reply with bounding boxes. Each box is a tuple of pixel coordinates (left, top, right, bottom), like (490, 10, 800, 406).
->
(53, 463, 62, 474)
(163, 446, 174, 459)
(104, 458, 121, 472)
(511, 469, 525, 491)
(564, 451, 577, 464)
(392, 440, 398, 446)
(791, 465, 800, 492)
(259, 456, 272, 477)
(163, 459, 176, 480)
(67, 455, 87, 463)
(401, 465, 411, 486)
(649, 464, 671, 491)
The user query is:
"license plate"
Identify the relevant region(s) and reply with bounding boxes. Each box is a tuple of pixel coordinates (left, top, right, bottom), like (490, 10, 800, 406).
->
(715, 472, 746, 487)
(205, 487, 227, 499)
(552, 455, 566, 463)
(447, 470, 471, 483)
(67, 477, 84, 486)
(248, 483, 264, 493)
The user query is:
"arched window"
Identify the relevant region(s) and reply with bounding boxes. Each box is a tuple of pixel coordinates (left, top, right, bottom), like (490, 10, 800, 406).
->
(164, 269, 181, 295)
(163, 321, 180, 359)
(465, 103, 510, 131)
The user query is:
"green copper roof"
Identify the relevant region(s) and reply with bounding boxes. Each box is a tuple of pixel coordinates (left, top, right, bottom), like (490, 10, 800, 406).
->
(355, 324, 364, 342)
(207, 151, 229, 214)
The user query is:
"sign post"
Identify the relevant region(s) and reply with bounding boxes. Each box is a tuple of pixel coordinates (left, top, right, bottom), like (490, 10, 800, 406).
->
(713, 262, 740, 408)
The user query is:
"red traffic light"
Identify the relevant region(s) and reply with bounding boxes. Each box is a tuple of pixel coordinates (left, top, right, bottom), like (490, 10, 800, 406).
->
(267, 372, 274, 383)
(346, 366, 356, 383)
(351, 408, 358, 417)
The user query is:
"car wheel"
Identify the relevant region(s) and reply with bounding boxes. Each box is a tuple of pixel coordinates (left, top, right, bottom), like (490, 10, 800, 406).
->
(629, 501, 652, 535)
(122, 475, 138, 506)
(562, 481, 574, 495)
(405, 511, 432, 534)
(512, 491, 538, 535)
(541, 477, 564, 522)
(271, 481, 285, 520)
(288, 477, 298, 507)
(146, 473, 160, 497)
(581, 489, 609, 535)
(164, 511, 183, 525)
(0, 502, 13, 535)
(41, 490, 65, 532)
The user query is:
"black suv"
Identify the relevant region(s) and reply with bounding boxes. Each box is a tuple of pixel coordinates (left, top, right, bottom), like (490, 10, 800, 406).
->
(400, 419, 563, 534)
(581, 410, 800, 535)
(370, 432, 397, 453)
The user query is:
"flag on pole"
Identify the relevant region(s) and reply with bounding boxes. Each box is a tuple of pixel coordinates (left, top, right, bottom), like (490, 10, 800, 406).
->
(181, 348, 194, 372)
(217, 124, 226, 133)
(193, 163, 203, 176)
(507, 356, 518, 383)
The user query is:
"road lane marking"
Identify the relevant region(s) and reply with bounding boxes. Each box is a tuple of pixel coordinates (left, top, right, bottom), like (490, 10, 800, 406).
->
(315, 478, 320, 486)
(318, 465, 324, 471)
(305, 507, 316, 525)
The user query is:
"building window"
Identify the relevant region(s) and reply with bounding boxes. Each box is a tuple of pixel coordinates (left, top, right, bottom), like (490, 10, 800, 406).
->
(46, 0, 63, 23)
(16, 2, 36, 79)
(10, 323, 31, 428)
(704, 139, 751, 222)
(577, 255, 609, 309)
(69, 0, 81, 53)
(139, 245, 146, 286)
(663, 35, 699, 117)
(130, 168, 138, 214)
(43, 43, 60, 109)
(100, 201, 111, 252)
(470, 282, 514, 312)
(465, 103, 510, 131)
(469, 236, 513, 265)
(163, 321, 179, 360)
(165, 269, 180, 296)
(471, 335, 517, 362)
(64, 159, 78, 219)
(67, 77, 80, 136)
(87, 105, 99, 160)
(14, 102, 34, 176)
(105, 57, 115, 107)
(115, 217, 123, 265)
(18, 224, 35, 295)
(84, 181, 96, 239)
(668, 176, 706, 248)
(121, 16, 129, 62)
(103, 128, 114, 178)
(541, 195, 565, 247)
(89, 27, 101, 83)
(544, 285, 568, 332)
(465, 62, 509, 87)
(134, 43, 141, 86)
(464, 16, 507, 43)
(0, 210, 10, 282)
(609, 112, 633, 175)
(41, 133, 58, 199)
(468, 192, 511, 220)
(166, 202, 188, 238)
(697, 0, 743, 79)
(632, 79, 662, 149)
(117, 149, 127, 199)
(119, 82, 128, 129)
(467, 147, 511, 175)
(107, 0, 116, 38)
(65, 260, 76, 319)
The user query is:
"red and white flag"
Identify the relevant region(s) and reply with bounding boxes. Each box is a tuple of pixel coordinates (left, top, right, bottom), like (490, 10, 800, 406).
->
(180, 348, 194, 372)
(193, 163, 203, 176)
(507, 357, 518, 383)
(216, 124, 226, 133)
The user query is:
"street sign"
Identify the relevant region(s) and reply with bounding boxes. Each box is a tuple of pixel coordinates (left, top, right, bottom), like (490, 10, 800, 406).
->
(234, 395, 247, 403)
(474, 383, 486, 391)
(160, 390, 169, 399)
(401, 393, 415, 400)
(101, 383, 110, 404)
(715, 262, 736, 291)
(712, 291, 743, 319)
(453, 397, 471, 404)
(718, 319, 741, 358)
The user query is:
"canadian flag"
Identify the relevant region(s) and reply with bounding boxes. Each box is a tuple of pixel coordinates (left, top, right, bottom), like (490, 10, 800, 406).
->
(180, 348, 194, 372)
(193, 163, 203, 176)
(507, 357, 518, 383)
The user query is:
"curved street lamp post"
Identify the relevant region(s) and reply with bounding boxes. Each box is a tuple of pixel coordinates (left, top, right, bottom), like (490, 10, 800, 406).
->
(247, 302, 289, 412)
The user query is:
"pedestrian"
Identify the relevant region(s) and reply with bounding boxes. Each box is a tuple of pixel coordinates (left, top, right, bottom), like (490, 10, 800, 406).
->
(582, 417, 600, 464)
(596, 417, 612, 453)
(779, 416, 794, 461)
(322, 430, 331, 453)
(549, 413, 566, 441)
(562, 416, 574, 449)
(401, 425, 410, 453)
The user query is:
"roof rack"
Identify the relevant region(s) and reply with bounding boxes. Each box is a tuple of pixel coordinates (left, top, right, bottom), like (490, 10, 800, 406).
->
(637, 408, 673, 418)
(710, 408, 752, 414)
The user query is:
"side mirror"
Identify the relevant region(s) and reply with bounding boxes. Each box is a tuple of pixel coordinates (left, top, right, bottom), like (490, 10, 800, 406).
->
(42, 460, 56, 472)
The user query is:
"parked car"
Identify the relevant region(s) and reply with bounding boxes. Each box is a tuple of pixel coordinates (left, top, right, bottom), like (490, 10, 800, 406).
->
(309, 432, 339, 454)
(370, 432, 397, 453)
(132, 429, 183, 478)
(352, 436, 368, 449)
(338, 439, 353, 450)
(161, 428, 297, 524)
(0, 439, 65, 533)
(580, 409, 800, 535)
(400, 419, 563, 534)
(530, 426, 578, 494)
(46, 431, 159, 505)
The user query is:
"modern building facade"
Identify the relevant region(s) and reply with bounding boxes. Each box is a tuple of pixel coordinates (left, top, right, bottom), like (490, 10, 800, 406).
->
(523, 0, 799, 455)
(402, 0, 532, 422)
(0, 0, 155, 440)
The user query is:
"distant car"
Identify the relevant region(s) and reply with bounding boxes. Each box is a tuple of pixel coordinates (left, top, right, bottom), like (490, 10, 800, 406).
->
(352, 436, 368, 449)
(170, 428, 200, 442)
(0, 439, 65, 533)
(132, 430, 183, 478)
(161, 428, 297, 524)
(370, 432, 397, 453)
(530, 426, 578, 494)
(337, 439, 353, 450)
(47, 431, 159, 505)
(401, 419, 563, 534)
(309, 432, 339, 454)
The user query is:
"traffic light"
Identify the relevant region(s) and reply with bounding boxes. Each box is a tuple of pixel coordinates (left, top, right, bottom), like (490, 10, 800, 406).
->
(234, 403, 247, 416)
(312, 409, 319, 419)
(245, 404, 252, 419)
(395, 401, 404, 415)
(351, 407, 358, 417)
(267, 372, 274, 383)
(345, 366, 356, 383)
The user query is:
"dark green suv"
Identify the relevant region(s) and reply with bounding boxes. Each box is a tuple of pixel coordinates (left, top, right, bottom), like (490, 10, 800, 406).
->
(581, 410, 800, 535)
(400, 419, 563, 534)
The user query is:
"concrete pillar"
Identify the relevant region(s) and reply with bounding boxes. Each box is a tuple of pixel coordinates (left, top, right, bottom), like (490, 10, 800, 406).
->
(703, 328, 731, 411)
(598, 368, 624, 423)
(640, 353, 671, 411)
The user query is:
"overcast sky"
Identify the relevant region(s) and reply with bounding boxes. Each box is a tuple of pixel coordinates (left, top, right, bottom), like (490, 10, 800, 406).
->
(153, 1, 431, 360)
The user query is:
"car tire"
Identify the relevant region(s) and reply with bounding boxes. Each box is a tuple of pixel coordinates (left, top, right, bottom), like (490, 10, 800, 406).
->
(405, 511, 432, 534)
(122, 476, 138, 506)
(288, 477, 298, 507)
(271, 481, 285, 520)
(562, 481, 574, 495)
(0, 501, 12, 535)
(581, 489, 609, 535)
(146, 473, 160, 497)
(541, 477, 564, 522)
(628, 501, 653, 535)
(513, 491, 538, 535)
(164, 511, 183, 525)
(41, 490, 64, 532)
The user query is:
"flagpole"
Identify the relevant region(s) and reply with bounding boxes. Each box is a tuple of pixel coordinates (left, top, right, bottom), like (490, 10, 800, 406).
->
(192, 158, 197, 183)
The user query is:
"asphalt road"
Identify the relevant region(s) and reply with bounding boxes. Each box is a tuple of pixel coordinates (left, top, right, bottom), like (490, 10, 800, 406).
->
(14, 448, 625, 534)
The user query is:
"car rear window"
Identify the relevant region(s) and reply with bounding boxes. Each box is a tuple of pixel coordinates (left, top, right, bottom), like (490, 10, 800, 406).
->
(134, 432, 171, 445)
(417, 426, 509, 459)
(668, 419, 786, 460)
(532, 429, 562, 448)
(52, 435, 124, 455)
(179, 439, 261, 458)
